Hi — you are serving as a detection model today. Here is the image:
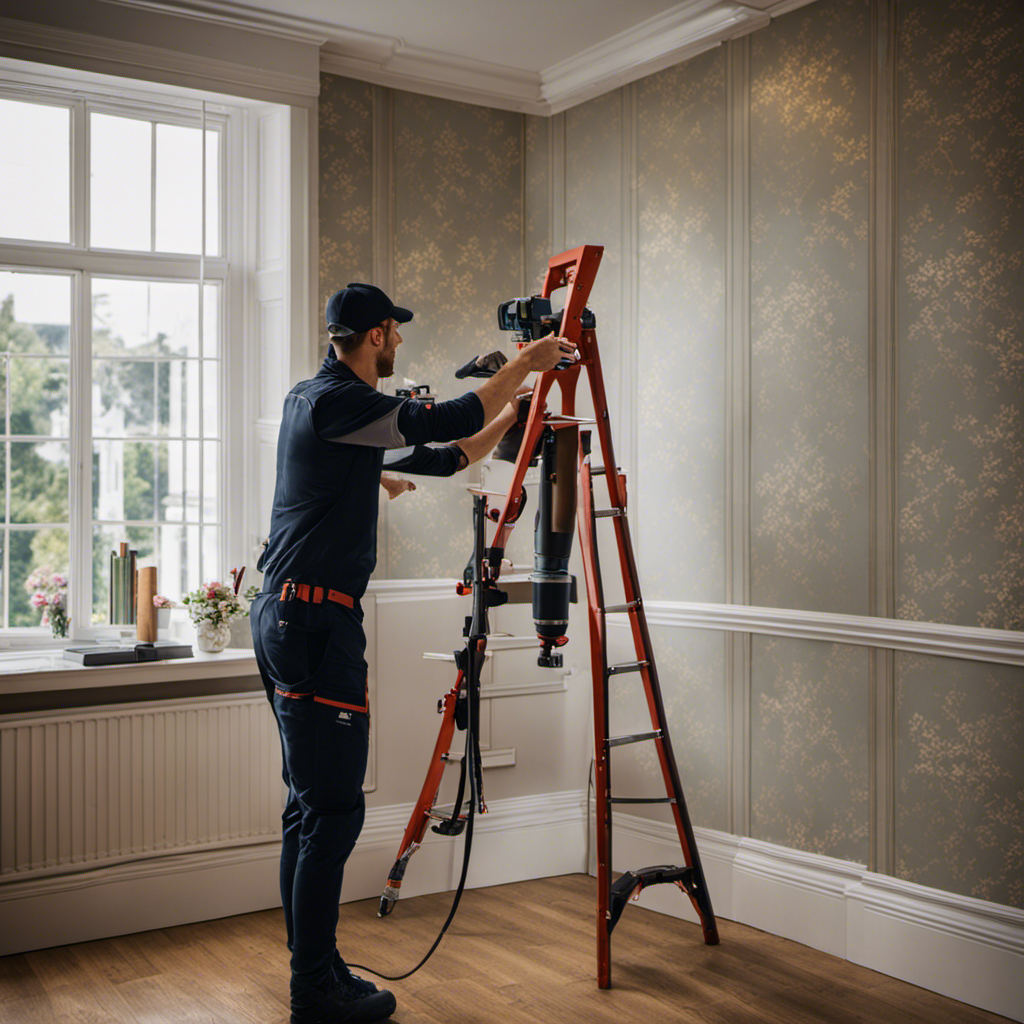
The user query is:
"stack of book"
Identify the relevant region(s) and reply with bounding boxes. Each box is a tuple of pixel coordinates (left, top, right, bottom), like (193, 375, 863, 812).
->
(109, 543, 136, 625)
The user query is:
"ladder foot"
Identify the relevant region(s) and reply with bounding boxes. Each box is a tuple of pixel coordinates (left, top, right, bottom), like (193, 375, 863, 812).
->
(378, 884, 400, 917)
(608, 865, 698, 931)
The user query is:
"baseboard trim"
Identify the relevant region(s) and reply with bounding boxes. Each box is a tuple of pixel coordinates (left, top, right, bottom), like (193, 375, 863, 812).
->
(0, 789, 588, 957)
(612, 813, 1024, 1022)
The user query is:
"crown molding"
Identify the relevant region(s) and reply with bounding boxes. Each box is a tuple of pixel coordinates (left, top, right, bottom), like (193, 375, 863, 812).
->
(0, 13, 319, 105)
(104, 0, 820, 115)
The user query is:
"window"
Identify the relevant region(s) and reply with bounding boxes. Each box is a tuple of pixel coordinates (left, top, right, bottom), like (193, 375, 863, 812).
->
(0, 79, 235, 639)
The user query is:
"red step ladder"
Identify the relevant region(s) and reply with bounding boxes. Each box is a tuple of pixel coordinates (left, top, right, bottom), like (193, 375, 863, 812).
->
(379, 244, 718, 987)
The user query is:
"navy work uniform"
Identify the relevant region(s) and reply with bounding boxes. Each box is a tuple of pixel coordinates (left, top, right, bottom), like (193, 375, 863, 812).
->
(251, 346, 483, 1005)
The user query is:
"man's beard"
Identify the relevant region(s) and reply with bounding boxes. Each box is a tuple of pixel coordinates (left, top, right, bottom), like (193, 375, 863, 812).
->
(376, 350, 396, 377)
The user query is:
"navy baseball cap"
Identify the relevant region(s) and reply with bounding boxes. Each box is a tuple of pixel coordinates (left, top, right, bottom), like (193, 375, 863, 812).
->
(325, 283, 413, 337)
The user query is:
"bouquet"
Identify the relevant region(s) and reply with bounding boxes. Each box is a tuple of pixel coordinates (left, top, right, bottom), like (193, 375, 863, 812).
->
(182, 580, 249, 627)
(26, 567, 70, 638)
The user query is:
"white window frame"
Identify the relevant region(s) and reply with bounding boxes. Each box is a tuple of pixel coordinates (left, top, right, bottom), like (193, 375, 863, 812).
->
(0, 63, 261, 647)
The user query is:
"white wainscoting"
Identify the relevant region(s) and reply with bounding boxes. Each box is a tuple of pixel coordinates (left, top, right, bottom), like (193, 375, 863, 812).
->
(612, 813, 1024, 1022)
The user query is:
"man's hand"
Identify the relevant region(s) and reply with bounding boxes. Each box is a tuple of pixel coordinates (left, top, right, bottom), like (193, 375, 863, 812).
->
(516, 332, 576, 373)
(380, 474, 416, 500)
(471, 333, 574, 427)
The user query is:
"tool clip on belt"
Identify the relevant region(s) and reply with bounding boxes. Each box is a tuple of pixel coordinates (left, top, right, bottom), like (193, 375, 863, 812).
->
(280, 580, 355, 609)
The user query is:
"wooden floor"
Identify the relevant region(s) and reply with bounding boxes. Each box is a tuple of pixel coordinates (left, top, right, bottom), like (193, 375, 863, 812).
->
(0, 874, 1012, 1024)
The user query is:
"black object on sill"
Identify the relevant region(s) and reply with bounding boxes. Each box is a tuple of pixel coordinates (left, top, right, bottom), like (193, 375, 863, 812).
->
(63, 641, 194, 666)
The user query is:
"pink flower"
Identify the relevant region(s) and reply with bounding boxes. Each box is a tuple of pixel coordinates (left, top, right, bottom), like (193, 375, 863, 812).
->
(30, 592, 48, 609)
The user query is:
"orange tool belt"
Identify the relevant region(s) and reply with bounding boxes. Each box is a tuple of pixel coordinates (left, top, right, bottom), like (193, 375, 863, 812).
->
(279, 580, 355, 609)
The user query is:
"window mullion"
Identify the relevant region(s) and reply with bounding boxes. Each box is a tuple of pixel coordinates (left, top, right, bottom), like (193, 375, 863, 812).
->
(69, 269, 92, 640)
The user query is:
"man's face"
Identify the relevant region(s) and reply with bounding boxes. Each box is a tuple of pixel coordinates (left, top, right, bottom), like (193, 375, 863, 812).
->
(375, 319, 402, 378)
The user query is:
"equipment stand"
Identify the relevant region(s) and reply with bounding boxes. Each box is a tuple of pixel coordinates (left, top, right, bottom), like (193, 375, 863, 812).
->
(379, 245, 718, 988)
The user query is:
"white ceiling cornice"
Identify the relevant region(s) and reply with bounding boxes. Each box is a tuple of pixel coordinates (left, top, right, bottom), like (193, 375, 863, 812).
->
(105, 0, 819, 114)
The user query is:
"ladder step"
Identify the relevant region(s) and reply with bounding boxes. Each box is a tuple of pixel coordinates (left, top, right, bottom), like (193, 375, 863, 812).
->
(604, 600, 640, 615)
(607, 660, 648, 676)
(594, 507, 624, 518)
(609, 796, 676, 804)
(606, 729, 662, 748)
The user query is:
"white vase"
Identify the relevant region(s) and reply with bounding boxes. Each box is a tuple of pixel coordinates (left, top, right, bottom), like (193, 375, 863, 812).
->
(157, 607, 172, 633)
(196, 620, 231, 653)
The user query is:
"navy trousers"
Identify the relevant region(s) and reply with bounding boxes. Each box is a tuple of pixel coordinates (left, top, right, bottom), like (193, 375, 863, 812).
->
(250, 592, 370, 996)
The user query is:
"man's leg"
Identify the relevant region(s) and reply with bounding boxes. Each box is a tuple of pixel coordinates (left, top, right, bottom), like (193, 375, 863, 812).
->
(273, 693, 369, 997)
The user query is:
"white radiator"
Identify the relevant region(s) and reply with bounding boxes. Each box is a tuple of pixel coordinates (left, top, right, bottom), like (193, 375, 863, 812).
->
(0, 694, 283, 882)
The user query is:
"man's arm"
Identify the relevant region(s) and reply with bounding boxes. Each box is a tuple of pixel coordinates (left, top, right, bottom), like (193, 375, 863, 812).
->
(471, 334, 574, 425)
(455, 399, 521, 467)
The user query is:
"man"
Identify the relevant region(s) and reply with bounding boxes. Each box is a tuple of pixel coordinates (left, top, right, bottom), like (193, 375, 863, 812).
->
(251, 282, 574, 1024)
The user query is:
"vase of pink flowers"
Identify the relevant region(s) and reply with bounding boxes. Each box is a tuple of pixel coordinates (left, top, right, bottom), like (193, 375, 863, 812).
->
(25, 567, 70, 639)
(183, 579, 249, 653)
(153, 594, 175, 632)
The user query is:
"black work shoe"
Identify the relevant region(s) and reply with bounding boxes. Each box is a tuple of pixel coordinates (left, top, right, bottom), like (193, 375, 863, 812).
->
(290, 970, 396, 1024)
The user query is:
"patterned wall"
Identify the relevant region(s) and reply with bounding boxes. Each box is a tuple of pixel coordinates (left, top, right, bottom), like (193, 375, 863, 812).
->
(896, 653, 1023, 906)
(750, 636, 869, 861)
(636, 49, 728, 603)
(320, 0, 1024, 908)
(319, 75, 374, 328)
(318, 80, 525, 580)
(749, 0, 872, 616)
(895, 0, 1024, 632)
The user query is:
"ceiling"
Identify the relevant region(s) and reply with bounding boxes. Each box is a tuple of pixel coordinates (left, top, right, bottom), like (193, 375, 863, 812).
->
(112, 0, 816, 113)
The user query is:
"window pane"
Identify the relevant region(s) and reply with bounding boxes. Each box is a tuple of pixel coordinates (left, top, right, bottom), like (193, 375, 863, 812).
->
(94, 360, 155, 437)
(161, 440, 201, 523)
(90, 113, 152, 251)
(159, 360, 200, 436)
(0, 99, 70, 244)
(0, 272, 71, 355)
(155, 122, 202, 254)
(10, 358, 69, 437)
(11, 442, 69, 523)
(203, 441, 220, 522)
(10, 528, 69, 629)
(93, 440, 162, 521)
(206, 130, 220, 257)
(156, 522, 202, 602)
(202, 361, 219, 437)
(93, 279, 199, 357)
(201, 524, 220, 583)
(202, 283, 219, 358)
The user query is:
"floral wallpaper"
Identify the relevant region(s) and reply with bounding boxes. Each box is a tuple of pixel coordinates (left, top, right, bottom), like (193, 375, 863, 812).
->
(319, 82, 525, 580)
(385, 92, 524, 579)
(750, 636, 870, 862)
(606, 623, 729, 832)
(318, 0, 1024, 908)
(895, 0, 1024, 632)
(749, 0, 871, 616)
(896, 654, 1023, 907)
(319, 74, 374, 328)
(635, 48, 728, 602)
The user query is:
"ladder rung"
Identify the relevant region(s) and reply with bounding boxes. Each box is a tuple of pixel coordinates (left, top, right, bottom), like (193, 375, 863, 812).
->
(604, 600, 640, 615)
(545, 414, 597, 425)
(609, 797, 677, 805)
(594, 507, 624, 518)
(425, 810, 466, 822)
(606, 729, 662, 748)
(607, 660, 648, 676)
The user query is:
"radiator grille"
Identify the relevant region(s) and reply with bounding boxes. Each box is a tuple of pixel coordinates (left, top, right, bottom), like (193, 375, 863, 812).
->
(0, 695, 283, 880)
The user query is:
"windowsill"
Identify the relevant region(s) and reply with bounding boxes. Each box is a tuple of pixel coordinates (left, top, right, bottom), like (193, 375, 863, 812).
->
(0, 647, 258, 696)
